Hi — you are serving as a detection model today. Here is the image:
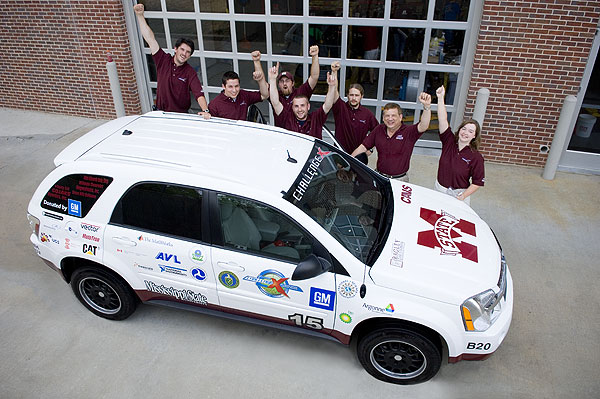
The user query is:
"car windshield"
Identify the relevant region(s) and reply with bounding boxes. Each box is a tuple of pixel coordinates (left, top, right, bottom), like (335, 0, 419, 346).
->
(284, 142, 393, 265)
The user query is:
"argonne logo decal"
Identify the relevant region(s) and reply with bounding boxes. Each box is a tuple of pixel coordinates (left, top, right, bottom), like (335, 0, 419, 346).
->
(417, 208, 478, 263)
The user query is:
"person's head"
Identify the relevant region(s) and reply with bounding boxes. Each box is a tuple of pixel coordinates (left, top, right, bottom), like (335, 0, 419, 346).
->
(348, 84, 364, 109)
(455, 119, 481, 150)
(278, 71, 295, 96)
(292, 95, 310, 121)
(221, 71, 241, 99)
(173, 38, 194, 66)
(382, 103, 403, 131)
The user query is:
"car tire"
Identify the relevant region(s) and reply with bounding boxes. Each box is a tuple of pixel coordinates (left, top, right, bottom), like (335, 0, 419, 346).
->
(71, 267, 137, 320)
(357, 328, 441, 385)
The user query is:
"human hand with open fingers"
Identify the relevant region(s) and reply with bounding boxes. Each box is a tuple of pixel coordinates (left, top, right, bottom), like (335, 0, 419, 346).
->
(309, 45, 319, 57)
(133, 3, 144, 15)
(251, 50, 261, 61)
(330, 61, 341, 73)
(418, 92, 432, 108)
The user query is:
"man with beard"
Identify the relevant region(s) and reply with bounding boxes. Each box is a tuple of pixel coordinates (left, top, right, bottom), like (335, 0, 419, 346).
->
(134, 4, 209, 115)
(329, 61, 378, 164)
(269, 62, 337, 139)
(273, 45, 321, 127)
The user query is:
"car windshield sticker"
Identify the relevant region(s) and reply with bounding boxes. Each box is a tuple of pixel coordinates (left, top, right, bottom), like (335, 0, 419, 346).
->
(41, 174, 113, 218)
(417, 208, 478, 263)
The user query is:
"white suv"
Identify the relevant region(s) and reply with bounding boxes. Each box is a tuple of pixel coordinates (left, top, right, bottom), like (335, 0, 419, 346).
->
(27, 112, 512, 385)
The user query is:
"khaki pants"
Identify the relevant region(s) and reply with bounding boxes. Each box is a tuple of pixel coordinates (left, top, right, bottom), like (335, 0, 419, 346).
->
(434, 180, 470, 206)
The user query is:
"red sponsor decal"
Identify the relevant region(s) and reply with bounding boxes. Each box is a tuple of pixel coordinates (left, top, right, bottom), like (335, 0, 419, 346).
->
(400, 184, 412, 204)
(417, 208, 478, 263)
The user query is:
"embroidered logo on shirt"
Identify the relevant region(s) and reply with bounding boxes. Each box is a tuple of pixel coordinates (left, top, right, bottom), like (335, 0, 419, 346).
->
(396, 135, 404, 140)
(461, 157, 471, 164)
(359, 119, 367, 124)
(178, 77, 187, 82)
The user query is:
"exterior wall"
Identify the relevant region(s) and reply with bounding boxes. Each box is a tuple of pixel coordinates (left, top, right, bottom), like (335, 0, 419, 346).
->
(466, 0, 600, 167)
(0, 0, 141, 119)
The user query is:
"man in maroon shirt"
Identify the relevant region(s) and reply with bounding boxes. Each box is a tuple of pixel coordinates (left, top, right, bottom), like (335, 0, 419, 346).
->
(351, 96, 432, 182)
(134, 4, 209, 115)
(208, 51, 269, 120)
(329, 61, 378, 164)
(273, 45, 321, 128)
(269, 62, 336, 139)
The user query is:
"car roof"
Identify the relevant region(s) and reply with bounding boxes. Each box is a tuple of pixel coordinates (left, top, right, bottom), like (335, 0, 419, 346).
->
(56, 112, 316, 195)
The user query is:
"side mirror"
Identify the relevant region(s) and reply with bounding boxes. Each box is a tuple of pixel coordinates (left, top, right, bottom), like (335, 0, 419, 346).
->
(291, 254, 332, 281)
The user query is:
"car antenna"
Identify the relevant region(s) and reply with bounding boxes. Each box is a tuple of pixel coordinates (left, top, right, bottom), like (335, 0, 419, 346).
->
(286, 150, 297, 163)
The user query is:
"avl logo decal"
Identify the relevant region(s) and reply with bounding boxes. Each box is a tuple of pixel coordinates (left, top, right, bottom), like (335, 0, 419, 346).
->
(417, 208, 478, 263)
(155, 252, 181, 264)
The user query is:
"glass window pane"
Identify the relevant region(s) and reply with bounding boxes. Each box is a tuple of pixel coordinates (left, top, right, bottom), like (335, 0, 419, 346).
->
(386, 28, 425, 62)
(309, 25, 342, 58)
(271, 0, 302, 15)
(312, 65, 330, 95)
(384, 69, 420, 102)
(238, 60, 267, 90)
(169, 20, 198, 52)
(147, 19, 167, 48)
(199, 0, 229, 13)
(391, 0, 428, 19)
(425, 71, 457, 105)
(426, 111, 452, 138)
(349, 0, 385, 18)
(434, 0, 469, 21)
(272, 23, 303, 55)
(166, 0, 194, 12)
(144, 0, 162, 11)
(428, 29, 464, 64)
(236, 22, 267, 54)
(234, 0, 265, 14)
(345, 67, 378, 99)
(309, 0, 342, 17)
(202, 20, 232, 52)
(206, 58, 234, 86)
(347, 26, 382, 60)
(146, 54, 157, 82)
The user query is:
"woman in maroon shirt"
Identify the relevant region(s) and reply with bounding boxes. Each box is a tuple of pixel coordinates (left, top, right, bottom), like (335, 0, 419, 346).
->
(435, 86, 485, 205)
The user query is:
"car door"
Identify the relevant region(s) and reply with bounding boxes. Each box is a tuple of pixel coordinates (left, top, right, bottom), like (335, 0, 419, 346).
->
(104, 182, 219, 307)
(210, 192, 338, 334)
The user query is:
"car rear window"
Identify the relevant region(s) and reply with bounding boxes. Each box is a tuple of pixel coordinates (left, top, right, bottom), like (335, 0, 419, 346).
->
(41, 174, 113, 218)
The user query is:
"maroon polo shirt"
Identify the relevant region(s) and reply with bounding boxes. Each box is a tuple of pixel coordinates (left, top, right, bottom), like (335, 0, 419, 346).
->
(280, 106, 327, 139)
(437, 127, 485, 189)
(332, 98, 378, 153)
(208, 89, 262, 121)
(274, 80, 315, 127)
(362, 123, 423, 175)
(153, 49, 204, 113)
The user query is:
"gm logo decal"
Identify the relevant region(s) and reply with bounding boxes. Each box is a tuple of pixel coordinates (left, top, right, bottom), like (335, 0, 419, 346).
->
(309, 287, 335, 311)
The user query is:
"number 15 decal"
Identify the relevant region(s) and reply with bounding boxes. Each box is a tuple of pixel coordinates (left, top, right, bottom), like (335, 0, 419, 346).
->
(288, 313, 324, 330)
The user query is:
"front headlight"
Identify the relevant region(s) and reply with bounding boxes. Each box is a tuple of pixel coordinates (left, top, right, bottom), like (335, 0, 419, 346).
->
(461, 254, 507, 332)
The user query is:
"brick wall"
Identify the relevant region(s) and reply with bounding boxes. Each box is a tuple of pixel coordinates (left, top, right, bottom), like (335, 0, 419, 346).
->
(0, 0, 141, 119)
(466, 0, 600, 167)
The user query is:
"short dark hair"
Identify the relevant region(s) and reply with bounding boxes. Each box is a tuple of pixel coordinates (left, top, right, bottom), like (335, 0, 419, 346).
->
(383, 103, 402, 115)
(222, 71, 240, 85)
(292, 94, 309, 103)
(175, 38, 195, 54)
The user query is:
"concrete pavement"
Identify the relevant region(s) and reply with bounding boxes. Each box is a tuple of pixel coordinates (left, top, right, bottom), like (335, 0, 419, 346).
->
(1, 108, 599, 398)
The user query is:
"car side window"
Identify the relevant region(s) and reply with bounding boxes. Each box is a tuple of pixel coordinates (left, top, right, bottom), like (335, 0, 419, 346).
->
(217, 194, 313, 262)
(41, 174, 113, 218)
(111, 183, 202, 241)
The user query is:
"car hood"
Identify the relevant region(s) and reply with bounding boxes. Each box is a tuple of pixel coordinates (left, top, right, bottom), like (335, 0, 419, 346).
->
(369, 181, 501, 305)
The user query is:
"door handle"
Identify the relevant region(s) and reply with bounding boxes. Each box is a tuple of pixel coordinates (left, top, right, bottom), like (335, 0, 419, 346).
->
(112, 237, 137, 247)
(217, 261, 245, 272)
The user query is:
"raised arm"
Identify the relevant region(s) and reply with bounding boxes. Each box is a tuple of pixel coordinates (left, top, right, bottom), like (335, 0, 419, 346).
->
(322, 70, 337, 114)
(133, 4, 159, 55)
(417, 92, 432, 133)
(307, 45, 320, 89)
(268, 63, 284, 116)
(436, 86, 449, 133)
(252, 51, 269, 100)
(330, 61, 341, 103)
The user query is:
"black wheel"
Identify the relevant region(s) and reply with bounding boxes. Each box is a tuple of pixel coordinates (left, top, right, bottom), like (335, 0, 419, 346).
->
(70, 267, 137, 320)
(357, 328, 441, 385)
